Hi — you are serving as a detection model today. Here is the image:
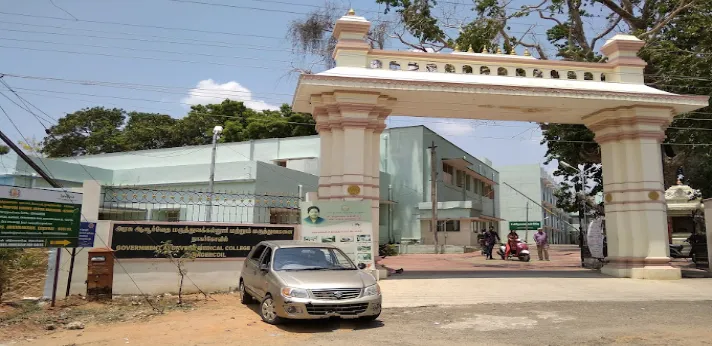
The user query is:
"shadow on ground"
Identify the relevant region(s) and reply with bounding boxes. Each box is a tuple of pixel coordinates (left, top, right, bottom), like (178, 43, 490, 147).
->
(244, 303, 384, 333)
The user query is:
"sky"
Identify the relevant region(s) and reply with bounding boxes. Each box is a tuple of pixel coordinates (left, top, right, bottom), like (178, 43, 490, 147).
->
(0, 0, 618, 174)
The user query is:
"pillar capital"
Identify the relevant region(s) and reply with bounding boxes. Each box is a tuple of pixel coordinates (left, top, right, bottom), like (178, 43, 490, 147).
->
(310, 91, 396, 132)
(601, 35, 647, 84)
(332, 12, 372, 67)
(582, 106, 674, 145)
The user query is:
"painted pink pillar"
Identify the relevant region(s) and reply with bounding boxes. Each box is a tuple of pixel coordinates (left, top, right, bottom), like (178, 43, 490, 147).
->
(584, 106, 680, 279)
(310, 91, 395, 263)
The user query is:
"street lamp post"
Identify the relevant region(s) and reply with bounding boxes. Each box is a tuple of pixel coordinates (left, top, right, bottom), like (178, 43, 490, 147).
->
(560, 161, 590, 268)
(206, 125, 223, 222)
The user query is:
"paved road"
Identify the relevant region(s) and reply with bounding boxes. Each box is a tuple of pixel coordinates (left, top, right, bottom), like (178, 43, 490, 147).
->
(381, 276, 712, 308)
(299, 301, 712, 346)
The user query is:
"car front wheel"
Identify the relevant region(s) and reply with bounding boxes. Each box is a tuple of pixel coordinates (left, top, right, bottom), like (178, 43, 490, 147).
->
(260, 295, 283, 325)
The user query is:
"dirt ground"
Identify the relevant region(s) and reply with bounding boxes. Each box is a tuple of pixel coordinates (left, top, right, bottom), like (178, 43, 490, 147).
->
(3, 294, 712, 346)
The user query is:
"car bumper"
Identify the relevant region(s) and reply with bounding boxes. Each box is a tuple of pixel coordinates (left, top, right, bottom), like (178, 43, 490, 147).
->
(274, 294, 382, 320)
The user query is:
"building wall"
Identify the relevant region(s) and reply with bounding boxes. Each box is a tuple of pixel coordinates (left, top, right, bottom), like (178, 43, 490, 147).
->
(380, 126, 499, 245)
(497, 164, 544, 243)
(380, 127, 426, 242)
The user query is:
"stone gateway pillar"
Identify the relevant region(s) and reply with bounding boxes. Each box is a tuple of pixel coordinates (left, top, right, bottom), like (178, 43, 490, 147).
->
(584, 106, 680, 279)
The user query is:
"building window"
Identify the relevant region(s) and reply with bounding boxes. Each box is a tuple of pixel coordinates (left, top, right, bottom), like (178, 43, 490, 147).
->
(274, 160, 287, 167)
(442, 163, 454, 184)
(437, 220, 460, 232)
(456, 170, 465, 187)
(465, 175, 472, 191)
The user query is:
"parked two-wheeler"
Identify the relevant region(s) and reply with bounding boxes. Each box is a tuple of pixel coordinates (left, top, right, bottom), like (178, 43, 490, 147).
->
(497, 239, 531, 262)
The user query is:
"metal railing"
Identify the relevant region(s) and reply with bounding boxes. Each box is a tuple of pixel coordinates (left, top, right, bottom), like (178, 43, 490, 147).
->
(101, 186, 301, 224)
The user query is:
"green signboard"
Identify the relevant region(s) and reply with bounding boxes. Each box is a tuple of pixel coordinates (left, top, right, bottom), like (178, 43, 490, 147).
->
(509, 221, 541, 231)
(0, 186, 82, 248)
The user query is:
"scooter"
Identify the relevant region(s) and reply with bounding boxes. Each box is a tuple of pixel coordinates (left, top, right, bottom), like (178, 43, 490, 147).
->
(669, 242, 688, 259)
(497, 239, 531, 262)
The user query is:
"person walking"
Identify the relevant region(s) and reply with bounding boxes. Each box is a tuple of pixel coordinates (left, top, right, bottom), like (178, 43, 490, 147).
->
(484, 227, 500, 260)
(534, 228, 550, 261)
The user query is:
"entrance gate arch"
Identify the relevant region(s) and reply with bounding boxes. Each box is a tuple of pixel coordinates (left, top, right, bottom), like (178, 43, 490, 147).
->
(292, 12, 709, 280)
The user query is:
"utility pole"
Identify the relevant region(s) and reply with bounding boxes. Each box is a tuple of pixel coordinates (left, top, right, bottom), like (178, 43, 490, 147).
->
(206, 126, 223, 222)
(0, 128, 64, 308)
(580, 167, 587, 267)
(428, 141, 439, 254)
(525, 201, 530, 243)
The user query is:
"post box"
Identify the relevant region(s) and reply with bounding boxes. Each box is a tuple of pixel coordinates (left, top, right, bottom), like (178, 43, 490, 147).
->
(86, 247, 115, 301)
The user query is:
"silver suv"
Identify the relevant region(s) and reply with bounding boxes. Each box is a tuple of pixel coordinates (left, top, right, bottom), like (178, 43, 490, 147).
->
(239, 240, 382, 324)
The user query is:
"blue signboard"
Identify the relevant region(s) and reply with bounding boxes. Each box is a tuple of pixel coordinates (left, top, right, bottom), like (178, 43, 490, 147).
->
(78, 222, 96, 247)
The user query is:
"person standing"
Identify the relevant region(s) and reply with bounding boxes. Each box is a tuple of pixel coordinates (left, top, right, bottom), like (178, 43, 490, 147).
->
(484, 227, 500, 260)
(534, 228, 549, 261)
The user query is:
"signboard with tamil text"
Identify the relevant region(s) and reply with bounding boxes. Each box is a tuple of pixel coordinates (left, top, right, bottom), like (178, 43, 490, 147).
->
(78, 222, 97, 247)
(300, 201, 374, 270)
(508, 221, 541, 231)
(0, 186, 82, 248)
(109, 222, 294, 259)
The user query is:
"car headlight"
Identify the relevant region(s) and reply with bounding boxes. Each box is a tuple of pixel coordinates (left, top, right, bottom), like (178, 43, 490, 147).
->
(364, 284, 381, 296)
(281, 287, 309, 299)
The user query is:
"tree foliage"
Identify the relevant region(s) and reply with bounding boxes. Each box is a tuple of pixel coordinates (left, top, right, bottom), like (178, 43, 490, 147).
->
(40, 100, 317, 158)
(287, 0, 390, 72)
(0, 145, 8, 156)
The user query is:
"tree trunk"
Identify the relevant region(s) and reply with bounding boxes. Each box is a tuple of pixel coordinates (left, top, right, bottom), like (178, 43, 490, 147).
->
(178, 274, 184, 305)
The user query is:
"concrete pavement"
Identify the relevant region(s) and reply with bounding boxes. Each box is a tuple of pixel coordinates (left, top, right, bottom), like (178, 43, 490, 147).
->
(378, 246, 712, 308)
(380, 275, 712, 308)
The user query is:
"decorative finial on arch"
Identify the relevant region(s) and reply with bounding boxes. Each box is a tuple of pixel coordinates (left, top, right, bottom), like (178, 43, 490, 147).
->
(510, 48, 517, 55)
(524, 48, 531, 56)
(347, 8, 355, 16)
(496, 47, 503, 54)
(467, 45, 474, 53)
(454, 43, 460, 51)
(481, 46, 487, 54)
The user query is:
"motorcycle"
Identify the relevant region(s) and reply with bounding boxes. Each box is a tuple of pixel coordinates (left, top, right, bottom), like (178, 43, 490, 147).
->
(497, 239, 531, 262)
(669, 242, 688, 259)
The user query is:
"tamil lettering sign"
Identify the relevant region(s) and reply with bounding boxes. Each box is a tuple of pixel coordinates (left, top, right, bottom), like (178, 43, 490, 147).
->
(0, 186, 82, 248)
(508, 221, 541, 231)
(109, 222, 294, 259)
(78, 222, 97, 247)
(300, 201, 374, 270)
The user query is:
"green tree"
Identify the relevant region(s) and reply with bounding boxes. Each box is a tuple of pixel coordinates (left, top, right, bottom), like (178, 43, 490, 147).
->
(41, 101, 317, 156)
(122, 112, 178, 151)
(0, 145, 8, 156)
(42, 107, 126, 157)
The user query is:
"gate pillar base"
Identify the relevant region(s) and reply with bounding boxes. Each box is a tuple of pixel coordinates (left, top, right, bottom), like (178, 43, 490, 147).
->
(630, 266, 681, 280)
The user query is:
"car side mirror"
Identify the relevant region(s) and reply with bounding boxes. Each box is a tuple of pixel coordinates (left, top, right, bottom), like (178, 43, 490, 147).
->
(357, 263, 366, 270)
(259, 263, 269, 272)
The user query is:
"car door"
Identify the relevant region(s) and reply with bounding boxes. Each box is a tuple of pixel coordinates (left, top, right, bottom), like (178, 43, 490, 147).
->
(243, 244, 267, 296)
(254, 246, 273, 299)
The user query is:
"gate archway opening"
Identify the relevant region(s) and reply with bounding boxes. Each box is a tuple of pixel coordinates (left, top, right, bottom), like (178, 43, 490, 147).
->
(292, 12, 709, 280)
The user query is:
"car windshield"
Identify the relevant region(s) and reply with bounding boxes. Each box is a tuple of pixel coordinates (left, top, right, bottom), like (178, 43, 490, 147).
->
(273, 247, 357, 271)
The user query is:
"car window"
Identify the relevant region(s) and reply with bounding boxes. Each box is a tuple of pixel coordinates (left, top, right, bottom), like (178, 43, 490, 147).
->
(260, 247, 273, 266)
(273, 247, 356, 271)
(249, 245, 266, 261)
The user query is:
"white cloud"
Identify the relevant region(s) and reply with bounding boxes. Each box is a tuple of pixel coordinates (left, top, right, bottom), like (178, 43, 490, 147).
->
(433, 120, 476, 136)
(181, 79, 279, 111)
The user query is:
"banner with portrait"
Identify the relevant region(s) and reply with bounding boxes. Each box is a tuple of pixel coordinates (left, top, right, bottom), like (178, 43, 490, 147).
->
(300, 201, 374, 270)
